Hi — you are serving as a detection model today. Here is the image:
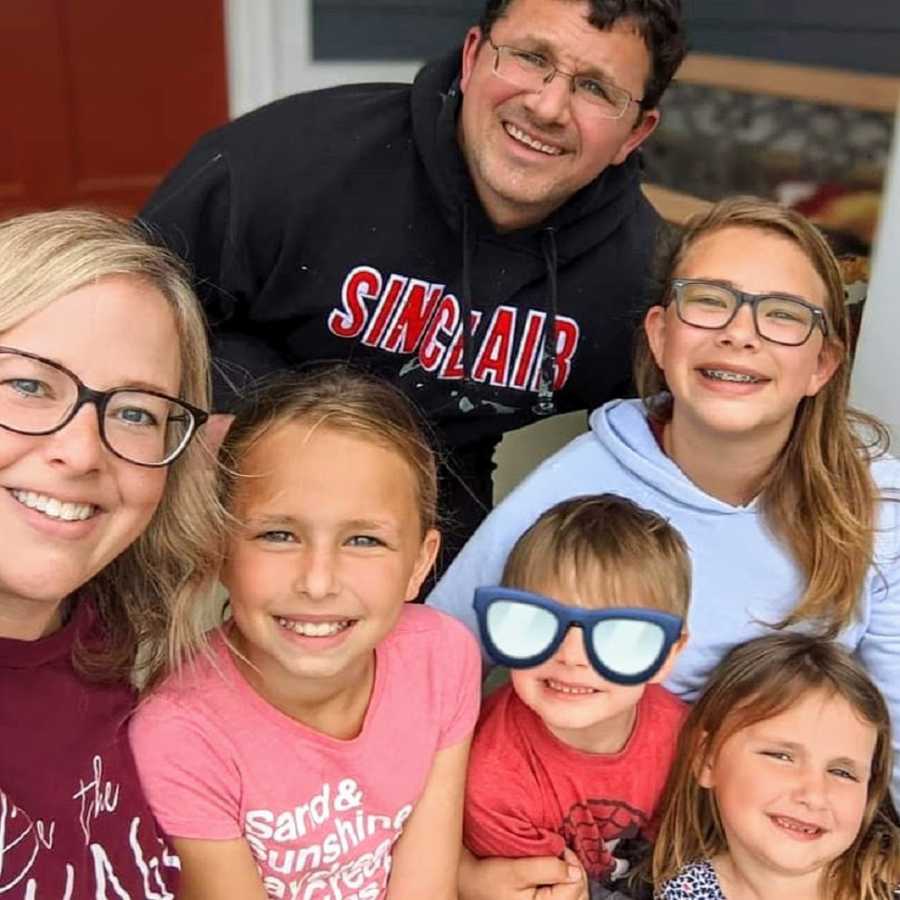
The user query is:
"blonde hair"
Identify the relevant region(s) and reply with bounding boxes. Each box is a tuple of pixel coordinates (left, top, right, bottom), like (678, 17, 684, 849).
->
(165, 365, 439, 672)
(502, 494, 691, 616)
(653, 633, 900, 899)
(0, 209, 222, 683)
(634, 197, 889, 636)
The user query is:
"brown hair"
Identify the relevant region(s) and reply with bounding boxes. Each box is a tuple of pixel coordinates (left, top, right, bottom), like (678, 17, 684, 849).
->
(0, 209, 222, 683)
(634, 197, 890, 637)
(165, 365, 439, 672)
(502, 494, 691, 616)
(653, 633, 900, 898)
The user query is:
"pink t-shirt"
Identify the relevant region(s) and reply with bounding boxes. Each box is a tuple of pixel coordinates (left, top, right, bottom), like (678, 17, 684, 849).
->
(130, 604, 480, 899)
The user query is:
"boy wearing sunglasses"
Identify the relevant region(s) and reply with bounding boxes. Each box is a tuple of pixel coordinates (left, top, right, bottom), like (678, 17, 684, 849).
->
(464, 495, 691, 897)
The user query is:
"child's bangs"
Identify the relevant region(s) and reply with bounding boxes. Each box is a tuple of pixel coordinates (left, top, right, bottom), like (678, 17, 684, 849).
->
(550, 553, 677, 615)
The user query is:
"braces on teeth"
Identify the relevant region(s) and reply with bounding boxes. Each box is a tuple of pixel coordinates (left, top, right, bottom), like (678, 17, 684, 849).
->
(703, 369, 761, 383)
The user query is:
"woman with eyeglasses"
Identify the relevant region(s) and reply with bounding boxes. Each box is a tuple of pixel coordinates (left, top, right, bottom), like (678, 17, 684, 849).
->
(429, 196, 900, 859)
(0, 210, 220, 897)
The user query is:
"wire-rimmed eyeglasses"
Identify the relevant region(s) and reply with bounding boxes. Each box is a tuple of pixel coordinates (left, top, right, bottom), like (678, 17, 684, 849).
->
(0, 346, 208, 467)
(669, 279, 830, 347)
(487, 38, 642, 120)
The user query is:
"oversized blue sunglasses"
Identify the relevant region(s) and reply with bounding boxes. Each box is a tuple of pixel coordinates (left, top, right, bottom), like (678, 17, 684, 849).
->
(474, 586, 684, 685)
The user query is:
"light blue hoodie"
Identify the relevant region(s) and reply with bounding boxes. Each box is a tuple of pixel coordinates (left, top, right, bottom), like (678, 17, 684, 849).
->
(427, 398, 900, 804)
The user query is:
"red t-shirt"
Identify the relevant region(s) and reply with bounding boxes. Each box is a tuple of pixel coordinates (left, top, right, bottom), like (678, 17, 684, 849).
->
(464, 683, 686, 885)
(0, 599, 179, 898)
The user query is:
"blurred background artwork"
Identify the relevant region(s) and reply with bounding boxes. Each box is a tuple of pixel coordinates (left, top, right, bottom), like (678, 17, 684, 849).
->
(2, 0, 899, 478)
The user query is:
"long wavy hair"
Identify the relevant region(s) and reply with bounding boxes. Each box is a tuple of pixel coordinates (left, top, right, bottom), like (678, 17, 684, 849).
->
(653, 633, 900, 898)
(0, 209, 223, 683)
(634, 197, 889, 636)
(164, 364, 440, 675)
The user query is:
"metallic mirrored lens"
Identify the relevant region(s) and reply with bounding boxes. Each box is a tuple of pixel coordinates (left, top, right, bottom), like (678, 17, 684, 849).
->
(486, 600, 558, 659)
(591, 619, 665, 676)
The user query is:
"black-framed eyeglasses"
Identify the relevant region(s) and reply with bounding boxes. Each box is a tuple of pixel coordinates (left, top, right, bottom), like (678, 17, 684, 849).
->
(0, 346, 208, 467)
(474, 586, 683, 685)
(669, 279, 830, 347)
(487, 38, 642, 120)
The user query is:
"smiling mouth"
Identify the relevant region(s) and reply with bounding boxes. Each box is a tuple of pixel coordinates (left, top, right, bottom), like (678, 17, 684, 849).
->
(9, 489, 97, 522)
(544, 678, 598, 696)
(275, 617, 354, 638)
(504, 122, 564, 156)
(769, 814, 825, 837)
(700, 368, 767, 384)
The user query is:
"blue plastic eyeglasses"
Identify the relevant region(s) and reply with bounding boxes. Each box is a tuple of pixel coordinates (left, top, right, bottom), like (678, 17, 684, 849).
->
(473, 586, 684, 685)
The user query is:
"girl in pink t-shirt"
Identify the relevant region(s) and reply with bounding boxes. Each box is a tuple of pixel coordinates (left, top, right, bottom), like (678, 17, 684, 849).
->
(131, 367, 482, 900)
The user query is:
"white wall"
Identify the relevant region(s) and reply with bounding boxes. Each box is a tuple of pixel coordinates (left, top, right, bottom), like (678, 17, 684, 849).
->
(850, 96, 900, 445)
(225, 0, 420, 117)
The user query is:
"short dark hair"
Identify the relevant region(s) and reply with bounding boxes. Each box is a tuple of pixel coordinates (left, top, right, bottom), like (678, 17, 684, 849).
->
(478, 0, 686, 110)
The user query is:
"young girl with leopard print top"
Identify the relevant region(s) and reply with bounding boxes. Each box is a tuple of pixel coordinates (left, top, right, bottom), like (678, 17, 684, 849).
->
(653, 634, 899, 900)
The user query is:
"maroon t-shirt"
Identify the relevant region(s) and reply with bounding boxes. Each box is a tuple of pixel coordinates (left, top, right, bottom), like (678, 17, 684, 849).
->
(0, 599, 179, 898)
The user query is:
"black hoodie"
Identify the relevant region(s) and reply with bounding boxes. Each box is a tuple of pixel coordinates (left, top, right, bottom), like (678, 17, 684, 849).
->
(140, 51, 662, 544)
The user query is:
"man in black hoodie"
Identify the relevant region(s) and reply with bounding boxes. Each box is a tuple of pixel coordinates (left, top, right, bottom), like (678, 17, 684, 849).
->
(140, 0, 686, 575)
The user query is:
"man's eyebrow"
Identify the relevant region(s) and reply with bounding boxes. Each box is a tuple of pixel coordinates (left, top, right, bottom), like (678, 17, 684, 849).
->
(511, 35, 619, 81)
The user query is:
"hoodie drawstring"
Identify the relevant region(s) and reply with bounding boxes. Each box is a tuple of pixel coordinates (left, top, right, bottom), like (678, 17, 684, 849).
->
(534, 227, 559, 416)
(460, 201, 474, 385)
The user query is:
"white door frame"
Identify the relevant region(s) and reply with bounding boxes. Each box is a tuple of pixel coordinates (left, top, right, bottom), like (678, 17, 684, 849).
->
(225, 0, 421, 117)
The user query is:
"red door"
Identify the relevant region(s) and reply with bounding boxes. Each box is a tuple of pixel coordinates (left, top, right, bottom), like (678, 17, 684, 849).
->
(1, 1, 228, 217)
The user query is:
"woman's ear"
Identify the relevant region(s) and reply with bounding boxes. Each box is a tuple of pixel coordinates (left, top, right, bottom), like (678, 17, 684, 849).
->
(201, 413, 235, 457)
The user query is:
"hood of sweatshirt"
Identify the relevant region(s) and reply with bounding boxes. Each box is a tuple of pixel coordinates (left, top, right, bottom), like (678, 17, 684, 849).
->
(590, 398, 764, 515)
